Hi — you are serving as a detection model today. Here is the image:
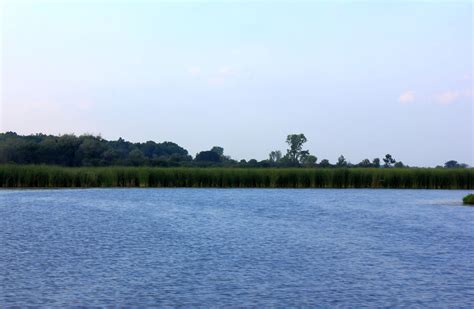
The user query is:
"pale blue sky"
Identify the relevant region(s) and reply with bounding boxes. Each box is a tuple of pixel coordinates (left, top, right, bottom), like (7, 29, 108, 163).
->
(1, 0, 472, 166)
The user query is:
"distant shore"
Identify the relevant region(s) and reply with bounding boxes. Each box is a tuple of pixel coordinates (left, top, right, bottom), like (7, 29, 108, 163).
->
(0, 165, 472, 189)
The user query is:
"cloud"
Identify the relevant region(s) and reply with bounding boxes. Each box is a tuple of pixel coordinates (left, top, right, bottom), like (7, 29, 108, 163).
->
(398, 91, 415, 103)
(435, 91, 461, 104)
(434, 89, 472, 105)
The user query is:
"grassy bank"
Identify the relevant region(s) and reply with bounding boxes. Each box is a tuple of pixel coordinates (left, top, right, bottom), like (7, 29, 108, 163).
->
(0, 165, 472, 189)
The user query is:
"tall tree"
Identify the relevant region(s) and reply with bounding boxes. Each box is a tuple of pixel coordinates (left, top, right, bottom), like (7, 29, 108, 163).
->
(336, 155, 347, 167)
(383, 154, 396, 168)
(285, 134, 309, 165)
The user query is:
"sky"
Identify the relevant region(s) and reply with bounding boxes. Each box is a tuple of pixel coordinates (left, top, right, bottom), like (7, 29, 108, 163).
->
(1, 0, 472, 166)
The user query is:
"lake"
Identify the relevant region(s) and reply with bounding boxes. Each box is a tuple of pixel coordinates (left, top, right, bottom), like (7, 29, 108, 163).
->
(1, 189, 473, 307)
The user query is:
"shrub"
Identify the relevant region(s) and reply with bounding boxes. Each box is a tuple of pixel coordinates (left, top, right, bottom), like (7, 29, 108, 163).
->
(463, 194, 474, 205)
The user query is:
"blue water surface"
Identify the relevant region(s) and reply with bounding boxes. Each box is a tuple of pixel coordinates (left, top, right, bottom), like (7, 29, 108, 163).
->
(1, 189, 473, 307)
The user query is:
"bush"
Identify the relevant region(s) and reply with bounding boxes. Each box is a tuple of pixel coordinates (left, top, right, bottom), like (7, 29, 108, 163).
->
(463, 194, 474, 205)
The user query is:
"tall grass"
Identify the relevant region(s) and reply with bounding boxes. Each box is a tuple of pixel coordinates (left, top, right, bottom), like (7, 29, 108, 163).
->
(0, 165, 472, 189)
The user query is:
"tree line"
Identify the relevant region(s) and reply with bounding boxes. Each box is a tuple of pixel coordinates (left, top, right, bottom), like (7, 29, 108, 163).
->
(0, 132, 469, 168)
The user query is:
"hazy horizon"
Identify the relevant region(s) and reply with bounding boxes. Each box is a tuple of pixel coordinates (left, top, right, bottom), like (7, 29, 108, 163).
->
(1, 0, 472, 166)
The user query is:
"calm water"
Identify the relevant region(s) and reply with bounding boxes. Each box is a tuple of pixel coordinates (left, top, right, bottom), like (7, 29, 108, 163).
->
(1, 189, 473, 307)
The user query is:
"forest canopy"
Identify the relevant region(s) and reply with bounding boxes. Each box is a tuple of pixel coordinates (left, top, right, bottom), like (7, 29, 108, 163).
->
(0, 132, 469, 168)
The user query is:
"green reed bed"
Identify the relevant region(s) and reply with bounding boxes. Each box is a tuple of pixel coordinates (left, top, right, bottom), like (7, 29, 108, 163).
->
(0, 165, 472, 189)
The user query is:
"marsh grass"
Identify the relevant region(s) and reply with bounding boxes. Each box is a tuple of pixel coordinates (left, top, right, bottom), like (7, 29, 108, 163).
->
(0, 165, 472, 189)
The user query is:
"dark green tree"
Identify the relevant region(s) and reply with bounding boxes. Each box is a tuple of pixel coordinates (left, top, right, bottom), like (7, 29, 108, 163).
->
(394, 161, 406, 168)
(302, 155, 317, 167)
(195, 151, 221, 162)
(76, 136, 106, 166)
(383, 154, 396, 168)
(358, 158, 372, 168)
(444, 160, 459, 168)
(210, 146, 224, 156)
(319, 159, 331, 168)
(247, 159, 258, 167)
(444, 160, 467, 168)
(128, 149, 146, 166)
(285, 134, 309, 165)
(336, 155, 347, 167)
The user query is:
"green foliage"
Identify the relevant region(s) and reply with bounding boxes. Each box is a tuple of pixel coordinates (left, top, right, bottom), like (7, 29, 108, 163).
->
(463, 194, 474, 205)
(319, 159, 331, 168)
(195, 151, 221, 163)
(0, 165, 472, 189)
(0, 132, 191, 167)
(337, 155, 347, 167)
(358, 159, 372, 168)
(269, 150, 282, 163)
(302, 155, 317, 167)
(210, 146, 224, 156)
(383, 154, 396, 168)
(394, 161, 406, 168)
(1, 132, 470, 170)
(445, 160, 469, 168)
(285, 134, 309, 165)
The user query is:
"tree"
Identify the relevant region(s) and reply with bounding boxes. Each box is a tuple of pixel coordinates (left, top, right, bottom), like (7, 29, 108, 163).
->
(383, 154, 396, 168)
(247, 159, 258, 167)
(56, 134, 81, 166)
(195, 151, 221, 162)
(336, 155, 347, 167)
(285, 134, 309, 165)
(319, 159, 331, 168)
(0, 133, 193, 167)
(128, 149, 146, 166)
(302, 155, 317, 167)
(444, 160, 458, 168)
(269, 150, 282, 163)
(372, 158, 380, 168)
(444, 160, 468, 168)
(394, 161, 406, 168)
(210, 146, 224, 157)
(358, 158, 372, 168)
(102, 149, 119, 163)
(76, 137, 106, 166)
